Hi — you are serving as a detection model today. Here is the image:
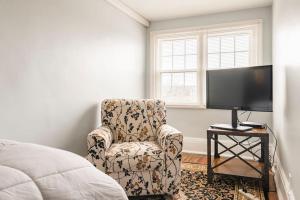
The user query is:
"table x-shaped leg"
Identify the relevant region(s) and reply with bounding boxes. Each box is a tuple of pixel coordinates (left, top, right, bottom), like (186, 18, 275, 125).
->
(212, 137, 263, 176)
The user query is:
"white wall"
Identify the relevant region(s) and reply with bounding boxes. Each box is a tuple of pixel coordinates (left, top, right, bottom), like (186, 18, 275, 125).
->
(273, 0, 300, 199)
(147, 7, 273, 140)
(0, 0, 146, 155)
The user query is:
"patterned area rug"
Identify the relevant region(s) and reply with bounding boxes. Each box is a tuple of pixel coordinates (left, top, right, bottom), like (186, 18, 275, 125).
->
(129, 163, 265, 200)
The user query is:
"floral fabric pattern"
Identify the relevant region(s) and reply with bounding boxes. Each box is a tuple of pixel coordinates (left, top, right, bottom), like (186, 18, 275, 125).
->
(157, 124, 183, 195)
(87, 126, 112, 171)
(105, 141, 164, 173)
(87, 99, 183, 197)
(101, 99, 166, 143)
(108, 170, 164, 196)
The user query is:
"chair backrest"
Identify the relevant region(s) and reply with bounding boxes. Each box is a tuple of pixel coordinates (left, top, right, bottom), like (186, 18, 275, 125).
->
(101, 99, 166, 143)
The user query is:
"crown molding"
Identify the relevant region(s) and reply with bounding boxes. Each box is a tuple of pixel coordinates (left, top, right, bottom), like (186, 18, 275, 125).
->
(105, 0, 150, 27)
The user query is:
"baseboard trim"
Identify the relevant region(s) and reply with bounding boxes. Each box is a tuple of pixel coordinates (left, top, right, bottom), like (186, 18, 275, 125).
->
(273, 153, 295, 200)
(182, 137, 207, 155)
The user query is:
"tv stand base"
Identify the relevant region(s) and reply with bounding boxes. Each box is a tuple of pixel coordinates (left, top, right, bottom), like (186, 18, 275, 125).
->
(210, 124, 252, 131)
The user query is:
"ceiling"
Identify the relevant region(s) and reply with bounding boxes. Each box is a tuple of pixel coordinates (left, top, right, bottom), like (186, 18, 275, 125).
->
(119, 0, 272, 21)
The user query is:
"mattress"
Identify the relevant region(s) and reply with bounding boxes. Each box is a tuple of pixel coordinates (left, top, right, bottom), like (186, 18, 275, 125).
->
(0, 139, 128, 200)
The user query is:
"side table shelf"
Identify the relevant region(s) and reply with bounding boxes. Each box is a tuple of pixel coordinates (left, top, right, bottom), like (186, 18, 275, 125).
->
(212, 157, 264, 178)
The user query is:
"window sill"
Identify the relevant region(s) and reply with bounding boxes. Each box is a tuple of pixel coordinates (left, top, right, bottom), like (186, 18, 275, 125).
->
(166, 104, 206, 109)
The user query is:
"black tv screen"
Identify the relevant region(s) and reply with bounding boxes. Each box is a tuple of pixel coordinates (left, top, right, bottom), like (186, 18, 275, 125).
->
(206, 65, 273, 112)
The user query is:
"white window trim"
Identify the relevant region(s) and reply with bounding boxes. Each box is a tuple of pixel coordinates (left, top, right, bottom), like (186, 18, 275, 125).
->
(149, 19, 263, 109)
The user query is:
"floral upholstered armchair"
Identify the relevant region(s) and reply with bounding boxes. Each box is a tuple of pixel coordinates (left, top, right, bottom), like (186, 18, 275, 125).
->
(87, 99, 183, 197)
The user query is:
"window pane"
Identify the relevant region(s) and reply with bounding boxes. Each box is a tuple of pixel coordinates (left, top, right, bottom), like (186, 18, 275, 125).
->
(221, 53, 234, 68)
(185, 72, 198, 102)
(173, 40, 185, 55)
(185, 72, 197, 86)
(236, 52, 249, 67)
(221, 36, 234, 52)
(161, 56, 172, 70)
(208, 53, 220, 69)
(172, 73, 184, 86)
(161, 73, 172, 97)
(161, 41, 172, 56)
(208, 37, 220, 53)
(185, 39, 197, 54)
(185, 55, 197, 69)
(173, 55, 184, 70)
(236, 35, 249, 51)
(164, 73, 184, 103)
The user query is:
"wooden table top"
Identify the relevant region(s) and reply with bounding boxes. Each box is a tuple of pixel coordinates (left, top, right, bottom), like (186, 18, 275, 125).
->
(207, 127, 269, 137)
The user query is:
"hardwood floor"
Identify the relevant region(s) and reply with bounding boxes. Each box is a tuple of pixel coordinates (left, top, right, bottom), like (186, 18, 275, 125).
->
(182, 153, 278, 200)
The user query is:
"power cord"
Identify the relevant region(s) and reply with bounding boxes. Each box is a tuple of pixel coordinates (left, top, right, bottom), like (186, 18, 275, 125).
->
(237, 111, 278, 168)
(237, 111, 257, 161)
(266, 124, 278, 168)
(246, 112, 252, 121)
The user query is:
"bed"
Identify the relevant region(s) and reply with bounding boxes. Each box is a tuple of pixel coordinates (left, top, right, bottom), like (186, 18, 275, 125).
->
(0, 139, 128, 200)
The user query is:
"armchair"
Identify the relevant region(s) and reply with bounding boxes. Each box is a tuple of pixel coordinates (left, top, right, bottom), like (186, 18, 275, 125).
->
(87, 99, 183, 197)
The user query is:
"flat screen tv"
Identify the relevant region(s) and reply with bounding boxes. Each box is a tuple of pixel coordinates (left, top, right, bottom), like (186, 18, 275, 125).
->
(206, 65, 272, 130)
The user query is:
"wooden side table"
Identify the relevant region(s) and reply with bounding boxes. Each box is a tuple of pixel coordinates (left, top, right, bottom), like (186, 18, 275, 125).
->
(207, 127, 269, 199)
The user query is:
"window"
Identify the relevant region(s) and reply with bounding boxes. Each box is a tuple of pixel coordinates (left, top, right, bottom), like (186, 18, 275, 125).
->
(158, 37, 200, 105)
(150, 20, 262, 107)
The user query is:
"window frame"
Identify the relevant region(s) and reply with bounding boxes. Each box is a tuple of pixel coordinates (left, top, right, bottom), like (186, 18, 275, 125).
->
(149, 20, 263, 109)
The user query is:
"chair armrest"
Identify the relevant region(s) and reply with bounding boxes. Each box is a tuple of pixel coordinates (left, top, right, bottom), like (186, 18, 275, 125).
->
(87, 126, 113, 149)
(87, 126, 113, 170)
(157, 124, 183, 194)
(157, 124, 183, 159)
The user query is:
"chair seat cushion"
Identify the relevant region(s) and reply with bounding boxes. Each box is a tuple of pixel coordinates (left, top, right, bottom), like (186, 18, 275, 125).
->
(105, 141, 165, 173)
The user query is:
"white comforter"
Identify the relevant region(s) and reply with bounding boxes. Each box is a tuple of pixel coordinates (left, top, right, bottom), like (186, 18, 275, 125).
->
(0, 140, 128, 200)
